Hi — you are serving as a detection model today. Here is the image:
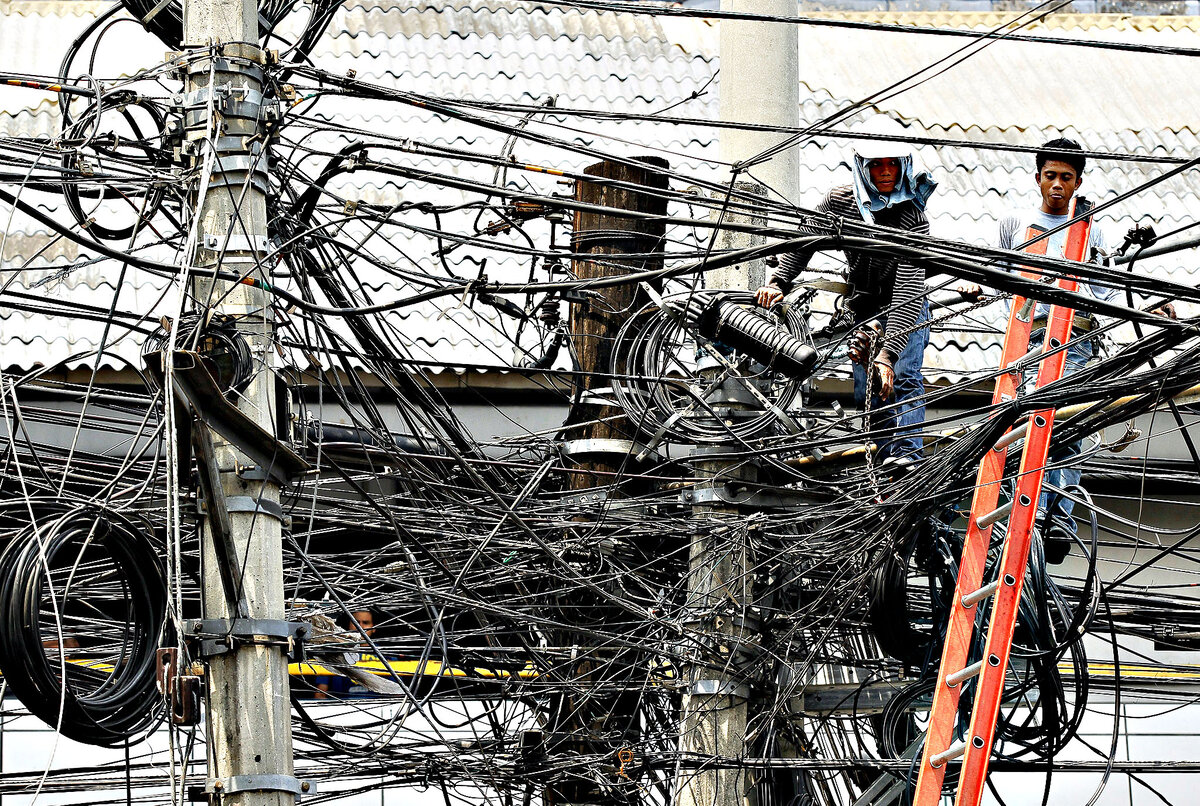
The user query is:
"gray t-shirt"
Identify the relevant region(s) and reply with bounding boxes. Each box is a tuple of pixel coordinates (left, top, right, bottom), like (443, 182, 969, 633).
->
(997, 208, 1118, 321)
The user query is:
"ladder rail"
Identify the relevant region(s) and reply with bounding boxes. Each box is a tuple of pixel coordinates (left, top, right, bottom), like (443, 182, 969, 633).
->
(911, 293, 1037, 806)
(914, 198, 1093, 806)
(954, 297, 1080, 806)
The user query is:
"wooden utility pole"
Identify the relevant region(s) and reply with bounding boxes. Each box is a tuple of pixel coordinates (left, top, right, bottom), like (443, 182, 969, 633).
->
(563, 157, 669, 491)
(180, 0, 299, 802)
(546, 158, 668, 806)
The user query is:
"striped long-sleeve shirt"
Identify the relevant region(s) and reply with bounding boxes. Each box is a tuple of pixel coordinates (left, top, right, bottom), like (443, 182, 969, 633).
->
(770, 185, 928, 362)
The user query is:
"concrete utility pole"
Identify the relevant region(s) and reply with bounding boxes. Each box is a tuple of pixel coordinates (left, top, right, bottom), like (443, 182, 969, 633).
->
(676, 5, 801, 806)
(180, 0, 298, 802)
(711, 0, 799, 293)
(718, 0, 799, 197)
(718, 0, 799, 199)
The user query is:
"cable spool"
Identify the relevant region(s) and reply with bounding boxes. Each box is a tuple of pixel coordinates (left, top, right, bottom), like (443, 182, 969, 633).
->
(609, 291, 815, 444)
(142, 313, 255, 396)
(0, 501, 169, 746)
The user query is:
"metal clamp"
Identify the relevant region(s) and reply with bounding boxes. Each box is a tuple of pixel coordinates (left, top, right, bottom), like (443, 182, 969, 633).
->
(224, 495, 286, 522)
(703, 380, 762, 408)
(561, 438, 661, 462)
(207, 774, 313, 800)
(687, 484, 818, 510)
(197, 495, 289, 529)
(560, 488, 610, 507)
(200, 153, 271, 195)
(689, 679, 749, 699)
(200, 233, 271, 255)
(185, 618, 308, 661)
(209, 135, 260, 155)
(181, 84, 266, 118)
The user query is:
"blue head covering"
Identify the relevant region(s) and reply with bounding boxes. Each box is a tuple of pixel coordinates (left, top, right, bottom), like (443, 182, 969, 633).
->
(851, 154, 937, 224)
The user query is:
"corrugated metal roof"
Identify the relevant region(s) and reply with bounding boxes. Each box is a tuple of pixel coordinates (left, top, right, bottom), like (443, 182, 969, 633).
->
(0, 1, 1196, 382)
(338, 0, 673, 43)
(792, 14, 1200, 132)
(805, 9, 1200, 33)
(0, 0, 111, 17)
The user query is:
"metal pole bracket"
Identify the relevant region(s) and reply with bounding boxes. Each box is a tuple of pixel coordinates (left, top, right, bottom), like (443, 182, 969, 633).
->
(185, 618, 309, 662)
(206, 774, 314, 800)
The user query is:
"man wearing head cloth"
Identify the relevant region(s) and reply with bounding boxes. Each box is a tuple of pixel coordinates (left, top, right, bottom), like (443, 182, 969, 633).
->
(757, 116, 938, 463)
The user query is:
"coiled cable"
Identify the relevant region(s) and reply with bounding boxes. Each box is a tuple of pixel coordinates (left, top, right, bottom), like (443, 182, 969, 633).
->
(609, 292, 814, 444)
(0, 501, 168, 746)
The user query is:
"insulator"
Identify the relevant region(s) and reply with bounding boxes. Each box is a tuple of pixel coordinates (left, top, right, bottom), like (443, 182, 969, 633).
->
(538, 295, 562, 327)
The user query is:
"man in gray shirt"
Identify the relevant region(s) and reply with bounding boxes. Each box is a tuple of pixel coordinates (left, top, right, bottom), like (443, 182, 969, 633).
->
(996, 137, 1172, 561)
(997, 138, 1106, 560)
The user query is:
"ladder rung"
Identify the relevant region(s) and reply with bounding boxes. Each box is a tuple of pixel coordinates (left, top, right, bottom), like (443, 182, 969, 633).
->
(946, 660, 984, 688)
(993, 424, 1027, 451)
(929, 741, 966, 768)
(975, 501, 1013, 530)
(962, 580, 999, 608)
(1015, 297, 1035, 322)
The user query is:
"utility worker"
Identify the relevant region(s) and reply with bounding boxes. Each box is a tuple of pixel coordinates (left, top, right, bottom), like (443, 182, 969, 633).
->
(1000, 137, 1174, 562)
(756, 117, 937, 463)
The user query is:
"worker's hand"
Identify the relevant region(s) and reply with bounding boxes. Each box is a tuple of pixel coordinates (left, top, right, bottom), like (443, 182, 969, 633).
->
(956, 283, 982, 301)
(848, 328, 872, 366)
(1151, 301, 1178, 319)
(848, 320, 884, 366)
(873, 356, 895, 400)
(755, 283, 784, 308)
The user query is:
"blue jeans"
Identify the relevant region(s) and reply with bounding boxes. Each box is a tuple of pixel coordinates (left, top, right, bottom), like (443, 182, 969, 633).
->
(1026, 329, 1094, 536)
(853, 305, 930, 461)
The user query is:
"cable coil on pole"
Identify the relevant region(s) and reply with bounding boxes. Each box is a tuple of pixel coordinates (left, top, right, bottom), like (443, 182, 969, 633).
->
(609, 291, 815, 443)
(0, 501, 168, 746)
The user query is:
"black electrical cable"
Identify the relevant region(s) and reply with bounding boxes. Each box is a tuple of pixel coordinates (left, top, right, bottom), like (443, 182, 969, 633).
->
(528, 0, 1200, 58)
(0, 501, 168, 746)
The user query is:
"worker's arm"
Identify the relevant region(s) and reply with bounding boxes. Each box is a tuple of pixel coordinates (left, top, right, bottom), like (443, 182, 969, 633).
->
(756, 190, 837, 308)
(879, 235, 929, 365)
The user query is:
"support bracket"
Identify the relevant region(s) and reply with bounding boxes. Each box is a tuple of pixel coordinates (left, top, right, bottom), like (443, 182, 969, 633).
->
(148, 349, 309, 484)
(185, 618, 308, 661)
(689, 679, 750, 699)
(207, 774, 313, 800)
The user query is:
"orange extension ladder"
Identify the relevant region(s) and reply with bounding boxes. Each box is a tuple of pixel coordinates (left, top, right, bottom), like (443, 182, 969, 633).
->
(912, 197, 1093, 806)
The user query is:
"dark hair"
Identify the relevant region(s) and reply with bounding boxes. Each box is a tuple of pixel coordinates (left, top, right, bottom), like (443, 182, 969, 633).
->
(338, 608, 374, 630)
(1036, 138, 1085, 175)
